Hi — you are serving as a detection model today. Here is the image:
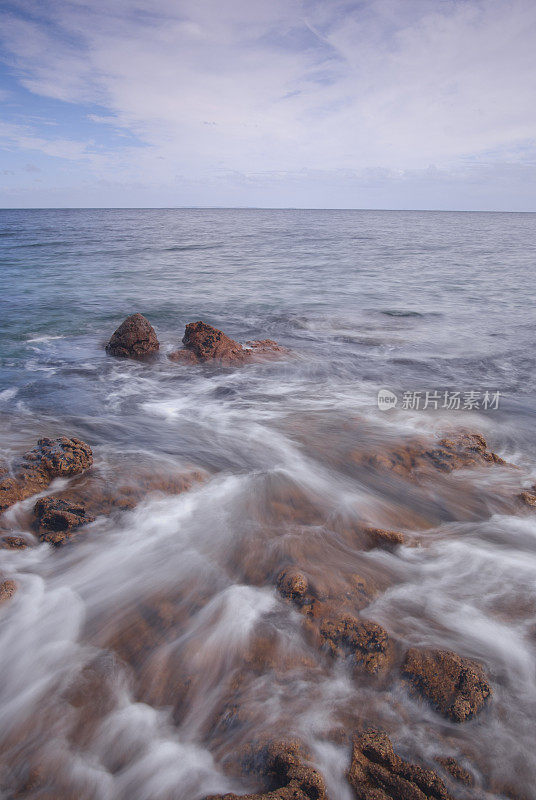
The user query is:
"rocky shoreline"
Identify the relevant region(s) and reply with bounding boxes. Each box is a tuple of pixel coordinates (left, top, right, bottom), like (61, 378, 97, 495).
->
(1, 315, 535, 799)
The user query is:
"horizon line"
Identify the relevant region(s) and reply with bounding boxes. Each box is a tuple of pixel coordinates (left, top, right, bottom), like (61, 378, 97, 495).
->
(1, 206, 535, 214)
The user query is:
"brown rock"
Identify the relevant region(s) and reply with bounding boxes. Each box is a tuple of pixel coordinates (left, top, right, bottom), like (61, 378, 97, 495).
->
(436, 757, 474, 787)
(320, 615, 394, 675)
(169, 321, 286, 366)
(347, 729, 453, 800)
(0, 437, 93, 513)
(0, 579, 17, 604)
(276, 569, 309, 602)
(33, 496, 95, 546)
(205, 740, 328, 800)
(105, 313, 159, 358)
(402, 647, 491, 722)
(362, 526, 406, 550)
(518, 488, 536, 508)
(353, 431, 505, 479)
(0, 535, 29, 550)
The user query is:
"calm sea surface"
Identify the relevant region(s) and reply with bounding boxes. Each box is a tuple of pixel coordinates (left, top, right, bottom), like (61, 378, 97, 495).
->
(1, 209, 536, 799)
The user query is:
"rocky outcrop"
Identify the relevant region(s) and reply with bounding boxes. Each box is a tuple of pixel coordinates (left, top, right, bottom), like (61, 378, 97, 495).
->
(361, 526, 406, 550)
(204, 740, 328, 800)
(319, 615, 394, 676)
(33, 496, 95, 546)
(0, 437, 93, 513)
(169, 321, 286, 366)
(347, 730, 453, 800)
(276, 568, 391, 676)
(105, 313, 159, 358)
(518, 487, 536, 508)
(436, 757, 474, 787)
(0, 579, 17, 604)
(402, 647, 492, 722)
(353, 432, 505, 479)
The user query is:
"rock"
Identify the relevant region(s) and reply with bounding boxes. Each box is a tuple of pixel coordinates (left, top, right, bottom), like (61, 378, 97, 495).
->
(402, 647, 491, 722)
(204, 740, 328, 800)
(518, 488, 536, 508)
(33, 496, 95, 546)
(0, 536, 29, 550)
(0, 579, 17, 604)
(362, 526, 406, 550)
(0, 437, 93, 513)
(436, 757, 474, 787)
(353, 431, 506, 479)
(105, 313, 159, 358)
(347, 729, 453, 800)
(276, 569, 309, 602)
(320, 615, 394, 675)
(169, 321, 286, 366)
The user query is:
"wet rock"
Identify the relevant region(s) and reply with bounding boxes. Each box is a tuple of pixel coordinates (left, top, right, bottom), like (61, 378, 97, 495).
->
(0, 535, 29, 550)
(362, 526, 406, 550)
(169, 321, 286, 366)
(517, 488, 536, 508)
(205, 740, 328, 800)
(105, 312, 159, 358)
(347, 729, 453, 800)
(353, 431, 505, 479)
(33, 496, 95, 546)
(276, 568, 309, 602)
(0, 578, 17, 604)
(0, 437, 93, 513)
(436, 757, 474, 787)
(402, 647, 492, 722)
(319, 615, 394, 675)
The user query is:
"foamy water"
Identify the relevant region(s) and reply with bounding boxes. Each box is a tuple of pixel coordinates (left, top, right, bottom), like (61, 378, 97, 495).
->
(1, 208, 535, 799)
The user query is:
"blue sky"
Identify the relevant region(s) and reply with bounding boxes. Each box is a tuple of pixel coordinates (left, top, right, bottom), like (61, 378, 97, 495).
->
(1, 0, 535, 209)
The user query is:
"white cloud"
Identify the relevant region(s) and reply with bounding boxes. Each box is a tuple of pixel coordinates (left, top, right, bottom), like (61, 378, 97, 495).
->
(0, 0, 535, 206)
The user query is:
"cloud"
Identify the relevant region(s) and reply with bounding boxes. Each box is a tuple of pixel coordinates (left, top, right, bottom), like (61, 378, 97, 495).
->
(0, 0, 535, 207)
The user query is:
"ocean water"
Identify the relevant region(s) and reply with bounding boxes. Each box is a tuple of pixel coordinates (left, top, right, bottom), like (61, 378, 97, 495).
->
(0, 208, 536, 799)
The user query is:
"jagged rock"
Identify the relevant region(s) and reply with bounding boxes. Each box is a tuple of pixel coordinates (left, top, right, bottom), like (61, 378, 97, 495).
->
(518, 488, 536, 508)
(0, 437, 93, 513)
(105, 313, 159, 358)
(436, 757, 474, 786)
(320, 615, 394, 675)
(347, 729, 453, 800)
(33, 496, 95, 546)
(204, 740, 328, 800)
(402, 647, 491, 722)
(353, 432, 505, 479)
(0, 535, 29, 550)
(169, 321, 286, 366)
(0, 579, 17, 604)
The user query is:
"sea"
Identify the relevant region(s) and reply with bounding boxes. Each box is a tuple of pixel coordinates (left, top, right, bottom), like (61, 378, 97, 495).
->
(0, 208, 535, 799)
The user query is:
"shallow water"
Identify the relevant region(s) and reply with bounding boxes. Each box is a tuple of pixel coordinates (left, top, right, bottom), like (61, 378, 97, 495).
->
(1, 208, 536, 799)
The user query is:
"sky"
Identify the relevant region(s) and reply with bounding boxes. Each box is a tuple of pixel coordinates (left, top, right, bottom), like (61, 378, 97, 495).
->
(0, 0, 535, 210)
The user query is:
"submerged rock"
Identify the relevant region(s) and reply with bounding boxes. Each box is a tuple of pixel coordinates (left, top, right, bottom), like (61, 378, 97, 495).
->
(402, 647, 492, 722)
(169, 321, 286, 366)
(0, 579, 17, 604)
(0, 437, 93, 513)
(347, 730, 453, 800)
(105, 313, 159, 358)
(319, 615, 394, 675)
(33, 496, 95, 546)
(436, 757, 474, 787)
(204, 740, 328, 800)
(353, 431, 506, 479)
